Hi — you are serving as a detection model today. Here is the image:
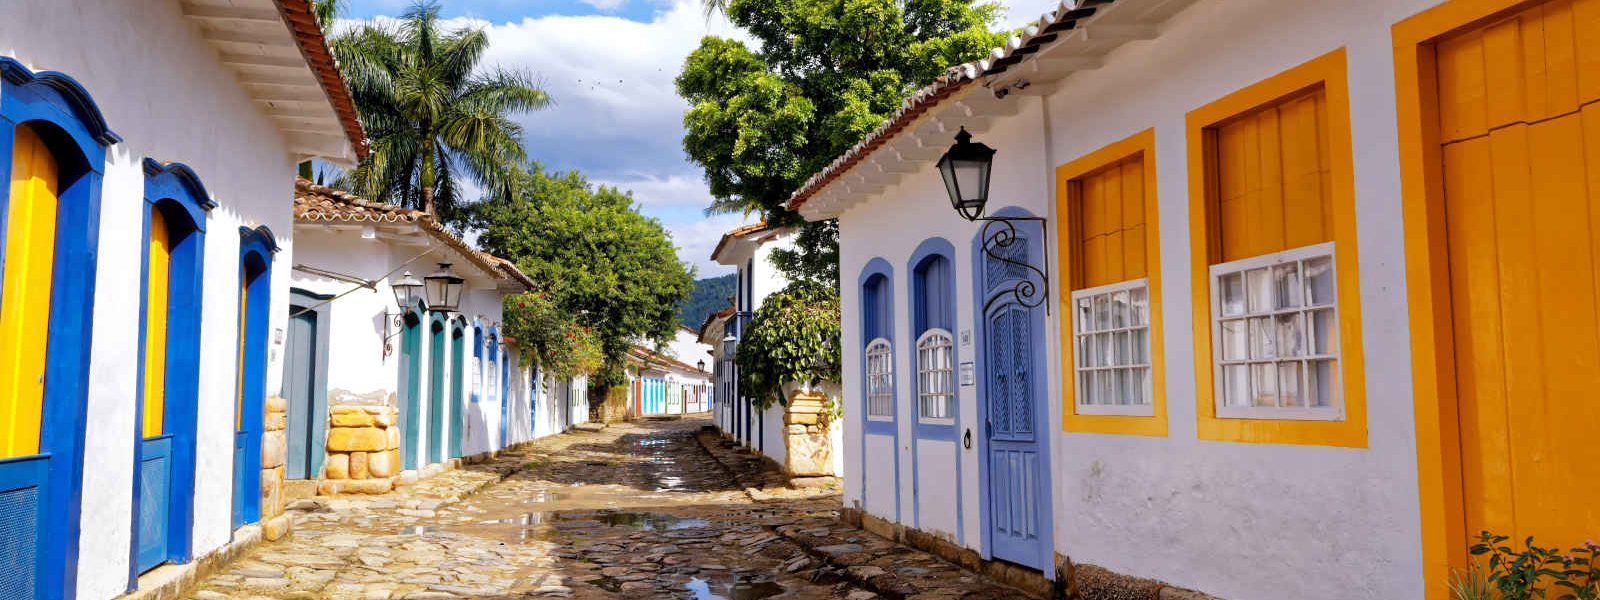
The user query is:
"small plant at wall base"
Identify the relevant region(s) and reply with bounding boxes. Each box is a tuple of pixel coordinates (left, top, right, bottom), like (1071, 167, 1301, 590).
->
(1450, 532, 1600, 600)
(502, 292, 603, 378)
(735, 281, 842, 412)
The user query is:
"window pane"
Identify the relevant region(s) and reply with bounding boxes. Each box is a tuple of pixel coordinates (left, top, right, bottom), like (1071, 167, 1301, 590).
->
(1098, 367, 1115, 405)
(1310, 308, 1338, 355)
(1308, 359, 1339, 407)
(1251, 363, 1279, 407)
(1110, 367, 1124, 405)
(1077, 297, 1093, 333)
(1278, 362, 1303, 408)
(1130, 286, 1148, 326)
(1247, 268, 1273, 314)
(1306, 256, 1336, 306)
(1099, 332, 1115, 368)
(1112, 290, 1130, 329)
(1274, 263, 1303, 309)
(1116, 331, 1131, 366)
(1129, 368, 1148, 405)
(1220, 273, 1246, 317)
(1131, 328, 1148, 365)
(1220, 319, 1247, 361)
(1276, 313, 1305, 358)
(1249, 317, 1276, 359)
(1223, 364, 1250, 407)
(1083, 370, 1099, 405)
(1093, 294, 1111, 331)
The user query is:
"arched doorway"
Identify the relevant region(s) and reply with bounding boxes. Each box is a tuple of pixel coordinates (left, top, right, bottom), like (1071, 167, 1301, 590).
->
(234, 226, 278, 530)
(428, 313, 447, 465)
(398, 301, 424, 471)
(449, 318, 465, 458)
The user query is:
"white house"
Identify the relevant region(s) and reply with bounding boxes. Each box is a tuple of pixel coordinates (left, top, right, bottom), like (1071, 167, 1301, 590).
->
(707, 222, 792, 457)
(789, 0, 1600, 597)
(627, 328, 714, 418)
(0, 1, 365, 598)
(291, 179, 587, 489)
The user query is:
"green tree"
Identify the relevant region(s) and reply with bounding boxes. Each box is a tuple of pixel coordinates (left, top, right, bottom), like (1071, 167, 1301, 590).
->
(676, 0, 1007, 286)
(470, 164, 695, 387)
(326, 0, 550, 222)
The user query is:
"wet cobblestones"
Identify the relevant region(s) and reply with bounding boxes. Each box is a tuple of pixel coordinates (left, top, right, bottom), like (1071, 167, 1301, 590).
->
(185, 418, 1036, 599)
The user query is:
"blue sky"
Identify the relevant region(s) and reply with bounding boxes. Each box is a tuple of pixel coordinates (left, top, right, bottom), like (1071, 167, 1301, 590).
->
(338, 0, 1047, 276)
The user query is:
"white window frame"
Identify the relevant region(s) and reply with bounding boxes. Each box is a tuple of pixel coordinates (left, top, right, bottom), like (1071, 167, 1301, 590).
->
(1208, 241, 1343, 421)
(1071, 278, 1154, 416)
(915, 329, 955, 425)
(865, 338, 894, 421)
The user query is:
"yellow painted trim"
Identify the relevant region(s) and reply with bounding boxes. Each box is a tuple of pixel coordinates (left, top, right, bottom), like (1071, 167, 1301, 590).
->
(1391, 2, 1544, 597)
(143, 206, 170, 438)
(1056, 129, 1167, 437)
(1185, 49, 1368, 448)
(0, 124, 57, 459)
(235, 272, 247, 431)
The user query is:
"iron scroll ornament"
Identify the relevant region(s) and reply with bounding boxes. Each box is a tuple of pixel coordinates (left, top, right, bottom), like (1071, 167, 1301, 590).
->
(978, 216, 1051, 315)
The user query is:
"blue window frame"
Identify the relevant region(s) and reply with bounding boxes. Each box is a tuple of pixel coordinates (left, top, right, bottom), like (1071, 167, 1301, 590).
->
(129, 161, 211, 583)
(0, 56, 118, 600)
(233, 226, 278, 531)
(909, 238, 957, 435)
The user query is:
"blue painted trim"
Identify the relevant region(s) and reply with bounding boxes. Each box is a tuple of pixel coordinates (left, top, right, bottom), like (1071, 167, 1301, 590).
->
(906, 238, 960, 538)
(1, 56, 114, 600)
(471, 323, 484, 403)
(129, 166, 211, 587)
(499, 341, 509, 448)
(448, 318, 466, 458)
(856, 258, 900, 524)
(233, 226, 278, 531)
(970, 206, 1055, 576)
(397, 298, 425, 471)
(427, 312, 448, 465)
(0, 57, 121, 146)
(489, 329, 504, 449)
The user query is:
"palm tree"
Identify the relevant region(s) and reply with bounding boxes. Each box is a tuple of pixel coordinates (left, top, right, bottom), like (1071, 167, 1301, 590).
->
(327, 0, 550, 219)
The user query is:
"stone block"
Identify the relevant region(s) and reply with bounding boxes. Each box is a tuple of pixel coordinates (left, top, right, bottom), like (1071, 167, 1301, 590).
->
(329, 427, 387, 452)
(371, 411, 392, 428)
(324, 453, 350, 480)
(349, 451, 369, 479)
(265, 395, 288, 413)
(386, 426, 400, 449)
(261, 431, 286, 468)
(316, 477, 393, 496)
(263, 514, 292, 541)
(331, 411, 374, 428)
(368, 449, 393, 478)
(362, 406, 386, 415)
(264, 412, 287, 431)
(786, 411, 819, 425)
(398, 471, 418, 485)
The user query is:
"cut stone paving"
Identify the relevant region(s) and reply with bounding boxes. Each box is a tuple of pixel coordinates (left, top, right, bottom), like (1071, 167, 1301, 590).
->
(185, 418, 1036, 599)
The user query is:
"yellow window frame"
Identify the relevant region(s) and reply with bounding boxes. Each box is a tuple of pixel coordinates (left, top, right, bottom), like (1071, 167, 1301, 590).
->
(1056, 129, 1167, 436)
(1185, 48, 1368, 447)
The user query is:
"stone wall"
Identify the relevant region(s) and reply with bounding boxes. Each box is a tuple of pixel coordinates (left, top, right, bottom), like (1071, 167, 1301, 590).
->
(784, 391, 834, 477)
(595, 385, 628, 424)
(318, 405, 400, 495)
(260, 396, 291, 540)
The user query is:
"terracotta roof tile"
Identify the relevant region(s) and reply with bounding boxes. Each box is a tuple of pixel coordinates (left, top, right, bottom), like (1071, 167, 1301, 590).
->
(275, 0, 367, 158)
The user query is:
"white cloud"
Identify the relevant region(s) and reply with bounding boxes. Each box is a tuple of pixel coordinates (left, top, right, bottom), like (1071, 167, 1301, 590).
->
(593, 173, 708, 209)
(671, 213, 756, 277)
(579, 0, 629, 11)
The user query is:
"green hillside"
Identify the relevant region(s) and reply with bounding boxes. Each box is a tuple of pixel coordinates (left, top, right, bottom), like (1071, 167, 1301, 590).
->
(679, 273, 736, 331)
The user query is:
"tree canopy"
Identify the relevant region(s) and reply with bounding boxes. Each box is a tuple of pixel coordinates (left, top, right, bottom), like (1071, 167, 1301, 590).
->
(677, 0, 1008, 285)
(327, 0, 550, 223)
(470, 164, 695, 386)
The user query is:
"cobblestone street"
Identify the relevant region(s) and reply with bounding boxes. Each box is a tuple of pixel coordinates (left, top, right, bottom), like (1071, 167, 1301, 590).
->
(186, 418, 1034, 600)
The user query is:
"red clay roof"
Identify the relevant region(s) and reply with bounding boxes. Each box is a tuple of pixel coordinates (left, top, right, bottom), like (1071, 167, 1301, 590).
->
(785, 1, 1108, 213)
(710, 220, 771, 262)
(275, 0, 367, 158)
(293, 178, 530, 289)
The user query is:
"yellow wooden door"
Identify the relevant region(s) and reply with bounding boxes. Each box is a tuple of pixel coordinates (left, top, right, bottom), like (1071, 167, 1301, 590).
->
(143, 207, 170, 438)
(0, 125, 59, 459)
(1437, 0, 1600, 549)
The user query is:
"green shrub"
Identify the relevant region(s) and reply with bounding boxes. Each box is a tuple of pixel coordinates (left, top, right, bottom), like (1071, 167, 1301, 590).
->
(1455, 532, 1600, 600)
(734, 281, 841, 412)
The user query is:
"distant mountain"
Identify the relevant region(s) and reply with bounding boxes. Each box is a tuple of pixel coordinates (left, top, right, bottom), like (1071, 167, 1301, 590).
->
(679, 273, 736, 331)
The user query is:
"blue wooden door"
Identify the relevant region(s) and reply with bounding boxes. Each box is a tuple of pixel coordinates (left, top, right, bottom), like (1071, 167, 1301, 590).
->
(284, 310, 317, 480)
(980, 230, 1052, 572)
(400, 315, 422, 471)
(428, 321, 445, 464)
(0, 455, 47, 597)
(135, 435, 172, 572)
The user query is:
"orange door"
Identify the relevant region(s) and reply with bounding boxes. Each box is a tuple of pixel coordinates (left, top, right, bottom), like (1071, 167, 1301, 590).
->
(1436, 0, 1600, 548)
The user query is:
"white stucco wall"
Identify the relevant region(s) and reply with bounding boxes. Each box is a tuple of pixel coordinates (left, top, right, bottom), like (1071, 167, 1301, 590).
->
(832, 0, 1441, 597)
(1, 2, 312, 597)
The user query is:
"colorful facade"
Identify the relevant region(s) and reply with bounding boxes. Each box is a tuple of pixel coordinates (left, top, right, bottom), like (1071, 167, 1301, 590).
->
(793, 0, 1600, 597)
(0, 1, 364, 597)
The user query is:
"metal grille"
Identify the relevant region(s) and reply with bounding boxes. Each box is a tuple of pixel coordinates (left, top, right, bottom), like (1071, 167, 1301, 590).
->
(0, 485, 39, 598)
(139, 456, 167, 543)
(984, 238, 1029, 290)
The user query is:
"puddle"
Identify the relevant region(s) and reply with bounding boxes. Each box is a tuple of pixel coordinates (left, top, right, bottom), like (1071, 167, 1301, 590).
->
(521, 489, 571, 503)
(481, 513, 555, 526)
(636, 438, 670, 448)
(399, 526, 438, 535)
(685, 577, 786, 600)
(594, 511, 708, 530)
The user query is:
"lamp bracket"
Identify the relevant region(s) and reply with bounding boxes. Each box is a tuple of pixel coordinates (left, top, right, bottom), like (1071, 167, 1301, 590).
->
(976, 215, 1051, 315)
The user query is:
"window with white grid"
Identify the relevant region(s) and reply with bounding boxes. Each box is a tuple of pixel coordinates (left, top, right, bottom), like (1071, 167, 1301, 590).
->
(1071, 278, 1153, 415)
(916, 329, 954, 424)
(865, 338, 894, 420)
(1210, 242, 1342, 420)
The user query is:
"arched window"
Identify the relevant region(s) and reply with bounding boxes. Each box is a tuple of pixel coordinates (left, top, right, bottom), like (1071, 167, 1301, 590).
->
(135, 161, 211, 575)
(865, 338, 894, 419)
(0, 57, 117, 598)
(916, 330, 954, 422)
(234, 226, 277, 530)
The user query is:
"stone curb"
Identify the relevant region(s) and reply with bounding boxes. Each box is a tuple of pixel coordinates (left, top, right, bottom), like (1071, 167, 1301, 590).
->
(118, 525, 264, 600)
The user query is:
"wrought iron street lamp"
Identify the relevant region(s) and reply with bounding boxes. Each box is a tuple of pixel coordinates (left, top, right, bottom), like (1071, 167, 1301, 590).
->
(936, 127, 995, 221)
(936, 128, 1052, 313)
(697, 359, 706, 372)
(391, 270, 425, 310)
(424, 262, 465, 313)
